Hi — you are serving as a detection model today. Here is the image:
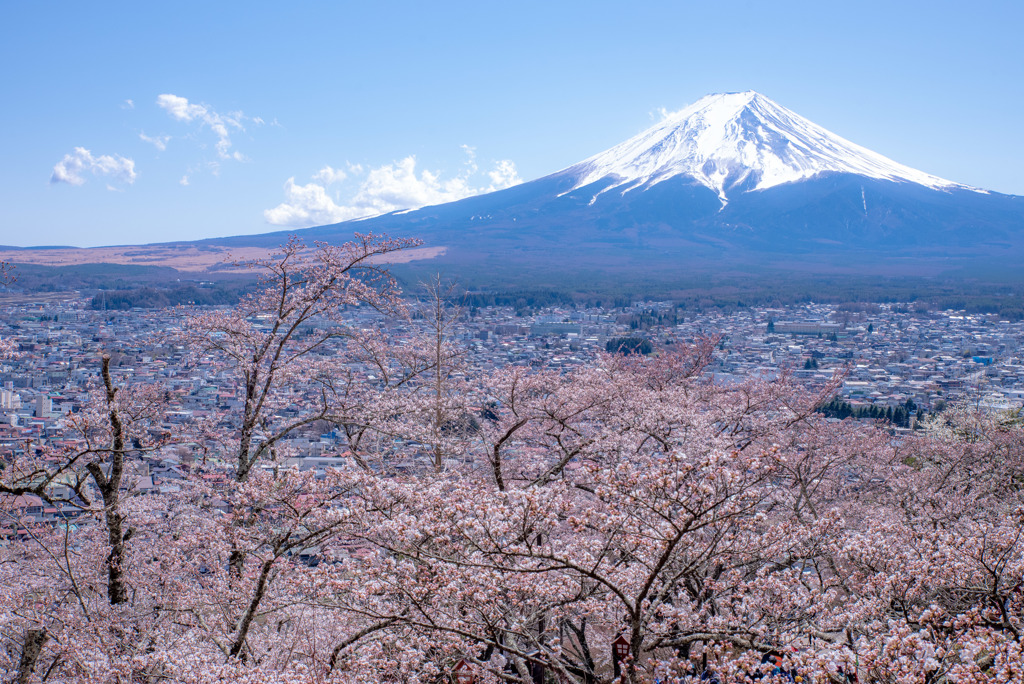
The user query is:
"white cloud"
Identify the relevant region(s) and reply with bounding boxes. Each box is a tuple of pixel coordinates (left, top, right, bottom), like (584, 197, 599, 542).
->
(264, 178, 356, 227)
(488, 159, 521, 189)
(157, 93, 209, 123)
(156, 93, 247, 160)
(50, 147, 137, 187)
(179, 175, 190, 186)
(264, 154, 522, 228)
(355, 156, 474, 212)
(122, 99, 135, 110)
(139, 132, 170, 151)
(312, 165, 347, 186)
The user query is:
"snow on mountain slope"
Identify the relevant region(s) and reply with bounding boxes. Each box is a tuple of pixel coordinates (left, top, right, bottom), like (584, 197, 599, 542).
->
(562, 91, 979, 204)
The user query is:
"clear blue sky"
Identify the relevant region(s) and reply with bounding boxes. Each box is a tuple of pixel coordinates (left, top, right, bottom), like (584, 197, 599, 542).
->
(2, 0, 1022, 247)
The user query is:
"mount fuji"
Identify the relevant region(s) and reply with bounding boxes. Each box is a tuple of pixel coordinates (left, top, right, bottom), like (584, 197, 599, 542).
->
(563, 91, 976, 205)
(257, 90, 1022, 281)
(15, 91, 1015, 285)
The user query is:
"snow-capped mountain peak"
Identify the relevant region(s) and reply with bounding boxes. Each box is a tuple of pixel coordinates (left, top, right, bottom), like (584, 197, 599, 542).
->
(563, 91, 976, 204)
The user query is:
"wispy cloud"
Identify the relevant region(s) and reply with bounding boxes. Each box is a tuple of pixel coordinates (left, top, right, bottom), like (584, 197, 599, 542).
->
(156, 93, 249, 160)
(139, 132, 171, 151)
(264, 152, 521, 228)
(650, 106, 671, 121)
(122, 99, 135, 110)
(50, 147, 136, 187)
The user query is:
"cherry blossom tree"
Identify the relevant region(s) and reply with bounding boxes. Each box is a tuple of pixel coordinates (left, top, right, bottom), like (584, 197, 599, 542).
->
(172, 233, 434, 668)
(327, 348, 859, 683)
(814, 404, 1024, 683)
(0, 355, 169, 682)
(185, 233, 420, 482)
(402, 276, 471, 471)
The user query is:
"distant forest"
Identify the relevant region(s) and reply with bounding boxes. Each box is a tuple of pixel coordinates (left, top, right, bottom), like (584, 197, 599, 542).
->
(89, 285, 241, 310)
(448, 277, 1024, 321)
(3, 260, 1024, 319)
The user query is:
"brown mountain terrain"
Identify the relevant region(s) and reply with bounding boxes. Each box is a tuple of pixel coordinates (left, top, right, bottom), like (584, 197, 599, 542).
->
(0, 244, 445, 272)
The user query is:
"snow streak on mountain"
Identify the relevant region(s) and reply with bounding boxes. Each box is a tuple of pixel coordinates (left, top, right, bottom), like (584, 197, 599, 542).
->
(562, 91, 978, 205)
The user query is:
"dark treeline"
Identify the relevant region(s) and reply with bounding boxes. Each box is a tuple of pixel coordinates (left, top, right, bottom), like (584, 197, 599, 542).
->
(5, 260, 1024, 319)
(81, 280, 1024, 317)
(2, 263, 186, 292)
(818, 396, 926, 428)
(383, 258, 1024, 319)
(89, 285, 243, 310)
(453, 290, 578, 310)
(2, 263, 258, 306)
(433, 272, 1024, 320)
(605, 336, 654, 355)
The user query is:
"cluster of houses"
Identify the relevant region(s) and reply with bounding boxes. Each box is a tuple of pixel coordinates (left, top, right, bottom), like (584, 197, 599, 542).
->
(2, 294, 1023, 536)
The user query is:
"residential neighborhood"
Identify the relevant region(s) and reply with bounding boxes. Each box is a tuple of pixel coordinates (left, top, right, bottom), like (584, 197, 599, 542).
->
(3, 294, 1023, 522)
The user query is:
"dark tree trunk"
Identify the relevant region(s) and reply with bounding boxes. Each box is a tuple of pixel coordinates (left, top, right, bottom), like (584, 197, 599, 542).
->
(229, 557, 275, 658)
(85, 355, 129, 605)
(14, 628, 48, 684)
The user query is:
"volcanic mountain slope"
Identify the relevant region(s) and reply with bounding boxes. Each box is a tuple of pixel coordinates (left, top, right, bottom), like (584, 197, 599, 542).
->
(5, 92, 1023, 282)
(252, 90, 1022, 278)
